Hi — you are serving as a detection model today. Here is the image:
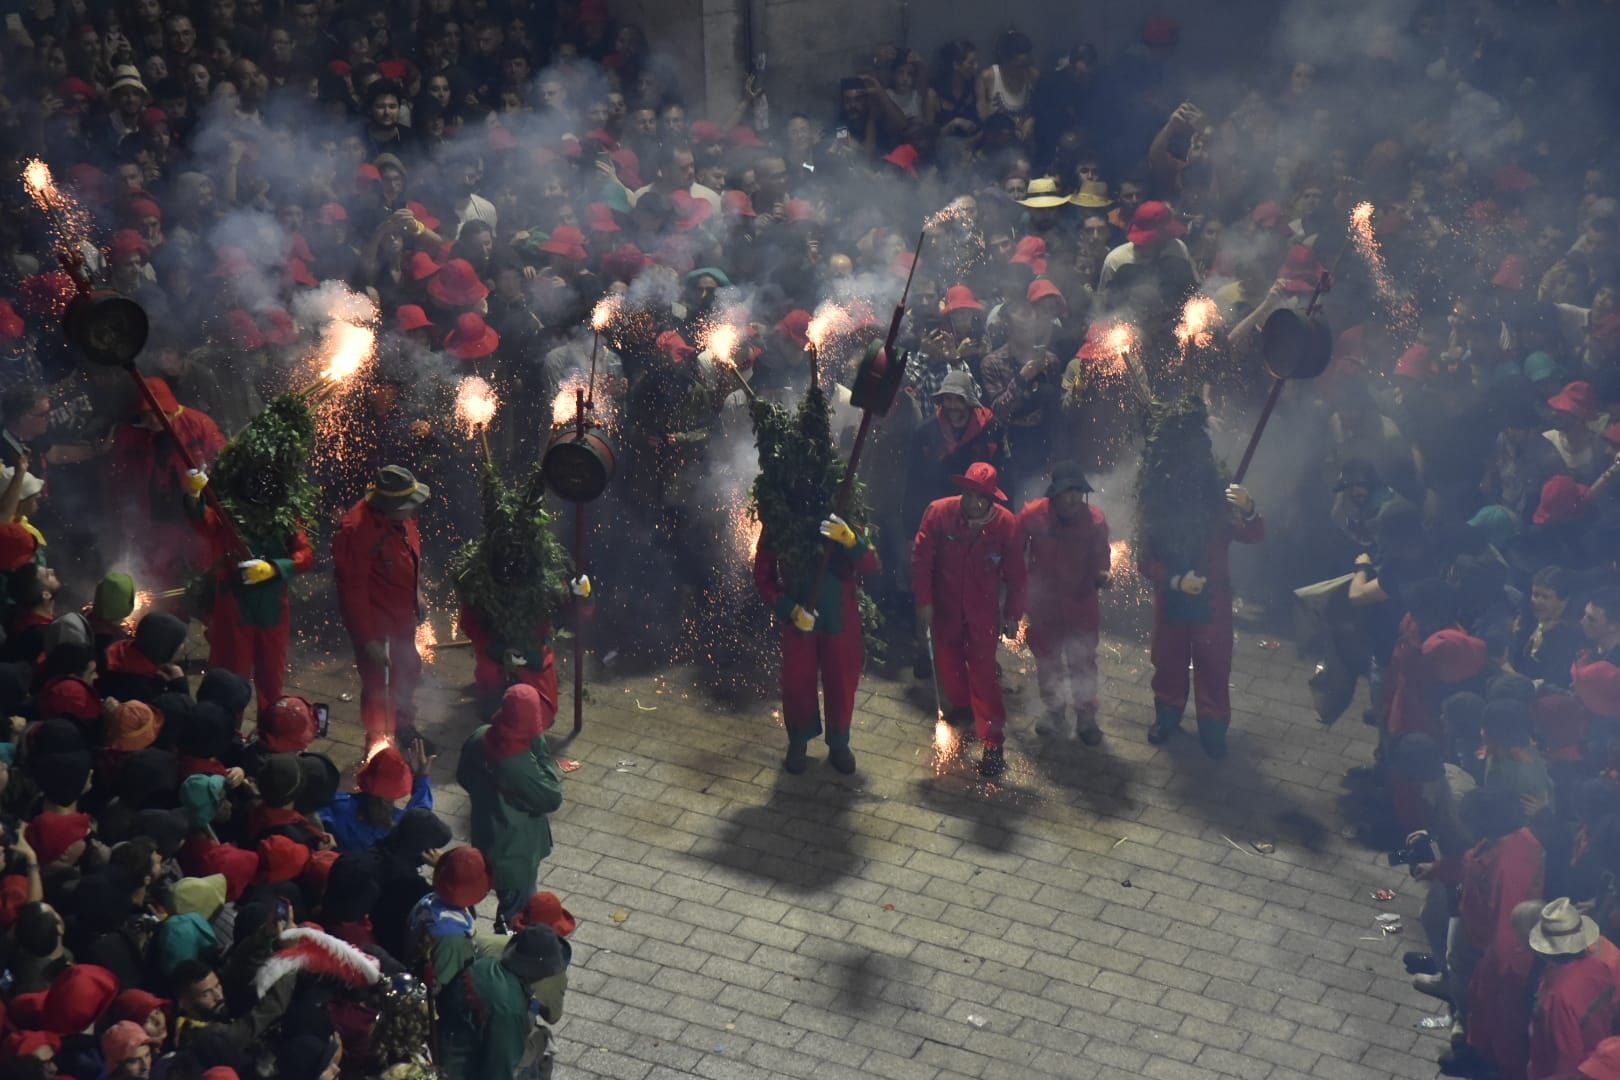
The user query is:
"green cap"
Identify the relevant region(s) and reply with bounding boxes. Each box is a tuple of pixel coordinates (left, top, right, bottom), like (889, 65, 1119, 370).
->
(94, 572, 136, 622)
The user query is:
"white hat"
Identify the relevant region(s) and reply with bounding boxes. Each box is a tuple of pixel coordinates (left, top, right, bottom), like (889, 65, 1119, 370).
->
(108, 65, 149, 97)
(1018, 177, 1070, 209)
(0, 466, 45, 501)
(1529, 897, 1601, 957)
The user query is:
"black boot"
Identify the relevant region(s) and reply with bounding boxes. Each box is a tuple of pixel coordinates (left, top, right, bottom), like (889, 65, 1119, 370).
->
(978, 745, 1005, 778)
(784, 741, 809, 774)
(1403, 951, 1439, 976)
(492, 914, 510, 936)
(1196, 717, 1228, 759)
(1076, 708, 1103, 746)
(1148, 704, 1182, 744)
(828, 746, 856, 775)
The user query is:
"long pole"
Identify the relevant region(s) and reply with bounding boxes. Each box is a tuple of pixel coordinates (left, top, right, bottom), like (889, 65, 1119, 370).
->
(571, 386, 587, 735)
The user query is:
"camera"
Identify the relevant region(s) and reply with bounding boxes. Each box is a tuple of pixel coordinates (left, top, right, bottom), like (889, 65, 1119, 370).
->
(1388, 834, 1435, 869)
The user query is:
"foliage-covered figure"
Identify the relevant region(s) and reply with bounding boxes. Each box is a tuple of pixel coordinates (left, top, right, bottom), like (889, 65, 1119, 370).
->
(189, 392, 319, 710)
(452, 461, 581, 716)
(749, 382, 879, 775)
(1134, 394, 1264, 758)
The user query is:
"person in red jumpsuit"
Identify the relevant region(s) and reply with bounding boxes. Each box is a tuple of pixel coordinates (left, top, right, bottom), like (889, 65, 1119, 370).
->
(1016, 462, 1110, 745)
(912, 462, 1027, 778)
(753, 513, 879, 775)
(1527, 897, 1620, 1079)
(332, 465, 429, 749)
(1140, 481, 1264, 758)
(1449, 789, 1544, 1039)
(187, 481, 315, 711)
(108, 377, 225, 592)
(460, 577, 591, 718)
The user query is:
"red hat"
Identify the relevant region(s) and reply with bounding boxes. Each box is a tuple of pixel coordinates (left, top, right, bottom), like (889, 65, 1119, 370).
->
(1534, 475, 1592, 525)
(585, 128, 616, 149)
(0, 300, 26, 341)
(1250, 200, 1289, 233)
(67, 164, 108, 204)
(40, 965, 120, 1034)
(407, 250, 443, 282)
(689, 120, 724, 144)
(126, 196, 162, 222)
(197, 842, 257, 901)
(777, 198, 812, 225)
(1010, 236, 1048, 275)
(396, 304, 434, 332)
(107, 700, 162, 752)
(1394, 344, 1431, 379)
(377, 59, 410, 82)
(776, 309, 811, 350)
(18, 271, 78, 319)
(1577, 660, 1620, 721)
(1603, 419, 1620, 448)
(607, 148, 643, 190)
(584, 203, 621, 233)
(25, 811, 92, 867)
(721, 190, 756, 217)
(1027, 278, 1067, 312)
(1127, 201, 1186, 246)
(1278, 244, 1323, 293)
(427, 259, 490, 308)
(3, 1031, 61, 1058)
(224, 309, 264, 351)
(110, 989, 171, 1028)
(883, 144, 920, 178)
(102, 1021, 149, 1069)
(57, 75, 95, 107)
(406, 200, 441, 232)
(302, 847, 339, 894)
(0, 523, 40, 571)
(728, 125, 763, 148)
(286, 257, 319, 288)
(317, 202, 348, 225)
(259, 309, 297, 346)
(355, 164, 382, 185)
(1142, 15, 1181, 46)
(1548, 380, 1600, 422)
(951, 462, 1007, 502)
(328, 59, 351, 76)
(942, 285, 984, 314)
(202, 1070, 240, 1080)
(656, 329, 698, 364)
(511, 891, 577, 936)
(1535, 693, 1588, 765)
(603, 244, 648, 281)
(1421, 628, 1487, 683)
(670, 192, 713, 233)
(356, 746, 413, 800)
(108, 229, 151, 264)
(432, 846, 492, 908)
(445, 312, 500, 360)
(256, 835, 311, 884)
(1492, 254, 1527, 290)
(257, 696, 316, 753)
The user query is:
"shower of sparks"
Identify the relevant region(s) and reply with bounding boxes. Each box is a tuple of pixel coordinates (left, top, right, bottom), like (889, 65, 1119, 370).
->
(1000, 618, 1031, 659)
(124, 589, 155, 632)
(924, 196, 973, 231)
(317, 320, 375, 383)
(22, 158, 92, 259)
(1349, 201, 1416, 330)
(725, 495, 763, 574)
(551, 373, 587, 428)
(1108, 539, 1150, 607)
(591, 294, 622, 332)
(415, 618, 438, 664)
(932, 716, 961, 773)
(704, 322, 741, 367)
(1174, 296, 1221, 352)
(806, 303, 854, 351)
(454, 376, 499, 436)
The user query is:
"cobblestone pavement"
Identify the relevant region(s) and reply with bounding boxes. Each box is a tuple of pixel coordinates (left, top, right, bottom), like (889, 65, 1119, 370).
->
(279, 609, 1442, 1080)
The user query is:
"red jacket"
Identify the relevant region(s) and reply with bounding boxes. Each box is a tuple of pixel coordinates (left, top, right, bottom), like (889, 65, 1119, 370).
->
(1530, 944, 1620, 1079)
(911, 496, 1026, 632)
(36, 675, 100, 726)
(1016, 499, 1108, 632)
(332, 499, 421, 642)
(1458, 827, 1544, 955)
(1387, 619, 1489, 739)
(108, 408, 226, 521)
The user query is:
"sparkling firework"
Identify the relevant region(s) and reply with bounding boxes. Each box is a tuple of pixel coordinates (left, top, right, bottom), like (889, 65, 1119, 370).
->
(1174, 296, 1221, 352)
(932, 716, 961, 774)
(924, 196, 973, 231)
(703, 322, 741, 367)
(454, 376, 499, 436)
(317, 320, 375, 383)
(550, 373, 619, 431)
(725, 495, 763, 572)
(415, 619, 438, 664)
(806, 303, 854, 351)
(590, 294, 622, 332)
(1108, 539, 1150, 607)
(1348, 201, 1415, 329)
(21, 158, 91, 259)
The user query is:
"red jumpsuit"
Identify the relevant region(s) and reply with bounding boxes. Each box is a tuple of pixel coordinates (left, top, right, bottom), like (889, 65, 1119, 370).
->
(1385, 620, 1488, 826)
(1529, 943, 1620, 1079)
(193, 507, 315, 711)
(108, 381, 226, 591)
(332, 500, 422, 745)
(459, 605, 560, 730)
(912, 496, 1027, 748)
(753, 536, 878, 747)
(1140, 514, 1264, 728)
(1016, 499, 1108, 717)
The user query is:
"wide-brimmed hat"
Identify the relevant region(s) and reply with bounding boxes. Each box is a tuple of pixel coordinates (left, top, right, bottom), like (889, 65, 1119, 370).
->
(366, 464, 430, 513)
(882, 144, 920, 178)
(1070, 180, 1112, 208)
(1027, 278, 1067, 312)
(1530, 897, 1600, 956)
(952, 461, 1007, 502)
(1010, 236, 1048, 275)
(1127, 201, 1186, 246)
(407, 250, 442, 282)
(427, 258, 489, 308)
(942, 285, 984, 314)
(1046, 461, 1093, 497)
(395, 304, 433, 332)
(445, 312, 499, 360)
(539, 225, 588, 261)
(502, 924, 571, 982)
(108, 66, 149, 98)
(1019, 177, 1069, 209)
(1548, 380, 1600, 422)
(432, 846, 492, 908)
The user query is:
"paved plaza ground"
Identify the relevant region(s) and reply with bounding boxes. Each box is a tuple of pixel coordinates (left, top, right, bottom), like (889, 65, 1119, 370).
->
(278, 603, 1444, 1080)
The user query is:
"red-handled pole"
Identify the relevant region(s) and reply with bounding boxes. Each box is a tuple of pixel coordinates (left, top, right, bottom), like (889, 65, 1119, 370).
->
(571, 386, 587, 735)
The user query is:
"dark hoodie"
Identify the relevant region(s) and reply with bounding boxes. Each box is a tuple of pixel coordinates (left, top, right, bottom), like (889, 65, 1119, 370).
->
(98, 612, 190, 703)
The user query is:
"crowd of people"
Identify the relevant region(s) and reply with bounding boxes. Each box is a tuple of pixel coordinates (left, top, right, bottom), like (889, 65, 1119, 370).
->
(0, 0, 1618, 1075)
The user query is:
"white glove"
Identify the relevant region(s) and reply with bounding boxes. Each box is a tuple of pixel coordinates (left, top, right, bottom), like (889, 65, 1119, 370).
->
(1226, 484, 1256, 517)
(571, 574, 592, 598)
(1173, 571, 1207, 596)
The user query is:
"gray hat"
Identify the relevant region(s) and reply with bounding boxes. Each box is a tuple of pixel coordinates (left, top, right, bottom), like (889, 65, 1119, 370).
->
(1046, 461, 1093, 497)
(366, 464, 430, 512)
(1529, 897, 1600, 957)
(931, 370, 980, 406)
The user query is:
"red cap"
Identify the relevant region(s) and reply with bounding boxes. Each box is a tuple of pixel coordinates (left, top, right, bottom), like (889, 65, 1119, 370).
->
(258, 309, 297, 346)
(198, 842, 257, 901)
(1492, 254, 1527, 291)
(603, 244, 647, 281)
(722, 190, 756, 217)
(138, 376, 180, 419)
(1127, 201, 1186, 246)
(406, 200, 441, 232)
(1250, 201, 1288, 232)
(1142, 15, 1181, 46)
(355, 164, 382, 185)
(607, 148, 643, 189)
(1576, 660, 1620, 721)
(445, 312, 499, 360)
(432, 846, 492, 908)
(776, 309, 811, 350)
(1278, 244, 1323, 293)
(58, 76, 95, 104)
(357, 746, 413, 799)
(1027, 278, 1066, 311)
(782, 198, 816, 225)
(942, 285, 984, 314)
(0, 523, 40, 571)
(255, 835, 311, 883)
(1010, 236, 1048, 275)
(0, 300, 24, 341)
(670, 192, 712, 233)
(427, 259, 490, 308)
(729, 125, 763, 148)
(39, 965, 120, 1034)
(126, 196, 162, 222)
(883, 144, 920, 178)
(26, 811, 92, 867)
(107, 229, 150, 264)
(257, 696, 316, 753)
(1421, 628, 1487, 683)
(951, 462, 1007, 502)
(317, 202, 348, 225)
(511, 891, 577, 936)
(488, 126, 518, 151)
(584, 203, 621, 233)
(1548, 380, 1600, 422)
(656, 330, 697, 364)
(407, 250, 443, 281)
(396, 304, 433, 332)
(688, 120, 724, 144)
(1395, 344, 1431, 379)
(1534, 693, 1587, 765)
(110, 989, 171, 1028)
(302, 847, 339, 895)
(1534, 475, 1592, 525)
(377, 59, 409, 81)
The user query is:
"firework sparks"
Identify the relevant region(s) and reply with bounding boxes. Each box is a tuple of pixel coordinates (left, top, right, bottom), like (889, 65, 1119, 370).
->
(591, 294, 622, 332)
(724, 493, 763, 573)
(806, 303, 854, 351)
(21, 158, 92, 259)
(1348, 201, 1415, 329)
(1000, 617, 1031, 659)
(415, 618, 438, 665)
(703, 322, 741, 367)
(454, 376, 499, 436)
(924, 196, 973, 231)
(1107, 539, 1150, 607)
(932, 716, 961, 773)
(125, 589, 155, 632)
(1174, 296, 1221, 351)
(317, 320, 375, 383)
(551, 374, 587, 428)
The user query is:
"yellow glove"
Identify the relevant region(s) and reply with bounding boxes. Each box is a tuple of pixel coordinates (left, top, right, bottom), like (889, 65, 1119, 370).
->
(790, 605, 817, 632)
(184, 469, 209, 495)
(571, 574, 592, 598)
(819, 514, 857, 549)
(239, 559, 276, 585)
(1173, 571, 1207, 596)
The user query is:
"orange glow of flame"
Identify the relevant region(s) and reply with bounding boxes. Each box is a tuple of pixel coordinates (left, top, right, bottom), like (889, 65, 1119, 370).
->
(1000, 617, 1031, 659)
(1174, 296, 1221, 350)
(22, 159, 52, 204)
(318, 319, 375, 383)
(704, 322, 741, 367)
(124, 589, 155, 633)
(932, 716, 960, 772)
(591, 294, 621, 332)
(806, 304, 853, 351)
(454, 375, 499, 435)
(1104, 322, 1136, 359)
(363, 735, 395, 763)
(551, 373, 588, 428)
(924, 196, 973, 231)
(1351, 201, 1374, 229)
(726, 494, 763, 568)
(22, 158, 92, 256)
(415, 619, 438, 664)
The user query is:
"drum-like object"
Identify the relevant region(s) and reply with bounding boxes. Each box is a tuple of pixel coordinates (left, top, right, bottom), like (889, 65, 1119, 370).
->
(541, 425, 617, 503)
(65, 290, 148, 368)
(1260, 307, 1333, 381)
(849, 340, 909, 415)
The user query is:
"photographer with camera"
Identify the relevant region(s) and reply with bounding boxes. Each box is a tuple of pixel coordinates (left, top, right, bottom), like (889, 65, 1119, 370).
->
(1388, 733, 1477, 991)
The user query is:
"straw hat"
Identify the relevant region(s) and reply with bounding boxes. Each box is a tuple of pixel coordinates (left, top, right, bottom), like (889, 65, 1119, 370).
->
(1070, 180, 1113, 208)
(1018, 177, 1070, 209)
(1529, 897, 1600, 957)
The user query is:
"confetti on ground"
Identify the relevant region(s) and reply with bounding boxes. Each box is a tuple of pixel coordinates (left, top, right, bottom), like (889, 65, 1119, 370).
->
(558, 758, 581, 773)
(610, 910, 629, 923)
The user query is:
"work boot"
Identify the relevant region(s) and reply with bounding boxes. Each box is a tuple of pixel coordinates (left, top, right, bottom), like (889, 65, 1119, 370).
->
(783, 741, 809, 774)
(978, 745, 1005, 778)
(1076, 709, 1103, 746)
(1034, 708, 1066, 737)
(828, 746, 857, 775)
(1196, 717, 1229, 759)
(1412, 972, 1450, 1001)
(1148, 704, 1183, 744)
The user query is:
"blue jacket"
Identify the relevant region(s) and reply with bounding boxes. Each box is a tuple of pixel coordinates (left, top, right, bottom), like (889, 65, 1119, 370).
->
(318, 775, 433, 852)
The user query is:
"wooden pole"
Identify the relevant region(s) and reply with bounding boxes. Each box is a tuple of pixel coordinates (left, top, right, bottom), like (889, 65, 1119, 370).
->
(572, 386, 587, 736)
